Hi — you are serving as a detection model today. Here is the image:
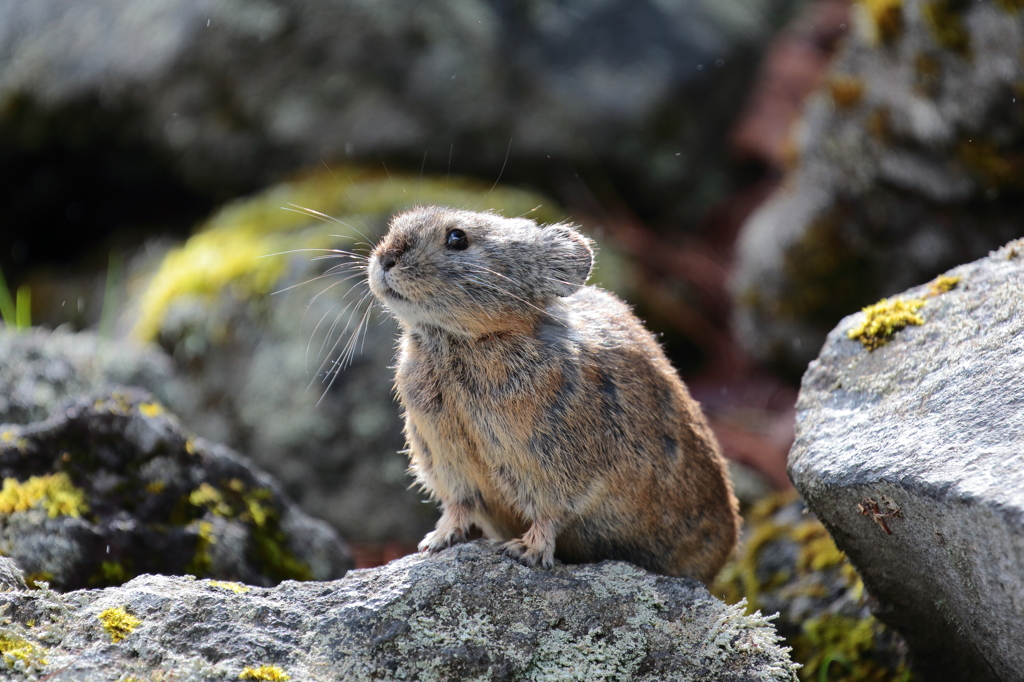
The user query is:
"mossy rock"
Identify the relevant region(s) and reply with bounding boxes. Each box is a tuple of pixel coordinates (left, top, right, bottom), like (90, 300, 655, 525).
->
(0, 386, 352, 591)
(714, 492, 913, 682)
(733, 0, 1024, 377)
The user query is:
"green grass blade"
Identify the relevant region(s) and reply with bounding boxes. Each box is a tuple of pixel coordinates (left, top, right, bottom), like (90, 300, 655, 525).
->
(0, 262, 15, 327)
(15, 284, 31, 330)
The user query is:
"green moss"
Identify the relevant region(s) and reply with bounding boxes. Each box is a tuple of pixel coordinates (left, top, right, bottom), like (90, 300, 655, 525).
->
(847, 297, 925, 350)
(0, 634, 48, 670)
(794, 614, 912, 682)
(185, 520, 216, 577)
(858, 0, 904, 43)
(0, 473, 89, 518)
(714, 493, 912, 682)
(922, 0, 970, 54)
(90, 560, 132, 588)
(240, 665, 291, 681)
(995, 0, 1024, 10)
(97, 606, 143, 643)
(132, 166, 566, 343)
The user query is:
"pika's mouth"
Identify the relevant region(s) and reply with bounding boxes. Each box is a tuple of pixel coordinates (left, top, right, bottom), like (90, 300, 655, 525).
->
(380, 284, 409, 303)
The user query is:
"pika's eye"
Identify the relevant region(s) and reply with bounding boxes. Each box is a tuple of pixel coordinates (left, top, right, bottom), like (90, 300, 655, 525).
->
(446, 228, 468, 250)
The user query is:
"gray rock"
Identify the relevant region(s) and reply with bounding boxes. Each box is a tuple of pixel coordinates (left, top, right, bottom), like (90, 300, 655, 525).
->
(732, 0, 1024, 376)
(0, 0, 802, 226)
(0, 327, 174, 425)
(789, 239, 1024, 681)
(0, 557, 28, 592)
(0, 386, 352, 591)
(0, 541, 797, 681)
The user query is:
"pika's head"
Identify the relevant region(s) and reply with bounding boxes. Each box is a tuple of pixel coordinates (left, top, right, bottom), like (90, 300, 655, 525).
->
(368, 206, 593, 336)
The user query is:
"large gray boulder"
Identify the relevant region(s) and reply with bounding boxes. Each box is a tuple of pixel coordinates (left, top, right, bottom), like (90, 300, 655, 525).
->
(0, 0, 803, 231)
(0, 541, 797, 681)
(789, 239, 1024, 681)
(732, 0, 1024, 376)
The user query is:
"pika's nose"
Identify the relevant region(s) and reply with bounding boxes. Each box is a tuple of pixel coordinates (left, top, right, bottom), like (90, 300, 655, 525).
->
(380, 252, 398, 271)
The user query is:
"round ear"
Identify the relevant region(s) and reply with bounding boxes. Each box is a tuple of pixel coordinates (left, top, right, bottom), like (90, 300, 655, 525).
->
(540, 223, 594, 297)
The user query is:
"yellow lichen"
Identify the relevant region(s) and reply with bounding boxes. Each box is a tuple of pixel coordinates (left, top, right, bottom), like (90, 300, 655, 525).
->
(190, 483, 233, 517)
(240, 665, 291, 681)
(209, 580, 251, 594)
(928, 274, 961, 296)
(847, 297, 925, 350)
(131, 166, 565, 343)
(0, 473, 89, 518)
(0, 431, 28, 451)
(858, 0, 904, 43)
(97, 607, 143, 643)
(828, 76, 866, 108)
(185, 520, 216, 577)
(146, 480, 167, 495)
(0, 634, 48, 670)
(138, 402, 165, 418)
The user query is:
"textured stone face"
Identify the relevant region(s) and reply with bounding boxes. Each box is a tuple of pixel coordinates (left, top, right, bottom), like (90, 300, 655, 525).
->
(0, 541, 797, 681)
(731, 0, 1024, 376)
(789, 239, 1024, 681)
(0, 386, 353, 591)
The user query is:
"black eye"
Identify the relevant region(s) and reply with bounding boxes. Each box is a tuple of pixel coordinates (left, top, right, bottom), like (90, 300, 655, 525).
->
(446, 229, 468, 250)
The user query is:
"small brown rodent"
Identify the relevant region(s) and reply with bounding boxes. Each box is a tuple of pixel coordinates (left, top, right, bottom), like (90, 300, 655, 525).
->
(367, 206, 739, 583)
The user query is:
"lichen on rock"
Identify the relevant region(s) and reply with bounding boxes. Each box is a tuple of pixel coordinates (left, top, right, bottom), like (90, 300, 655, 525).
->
(846, 297, 925, 350)
(97, 607, 142, 644)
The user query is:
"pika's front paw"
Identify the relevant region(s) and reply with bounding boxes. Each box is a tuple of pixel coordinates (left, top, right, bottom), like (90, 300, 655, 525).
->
(501, 537, 555, 569)
(418, 526, 468, 553)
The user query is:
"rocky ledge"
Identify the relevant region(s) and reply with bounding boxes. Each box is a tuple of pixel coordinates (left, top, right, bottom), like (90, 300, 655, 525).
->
(0, 543, 797, 681)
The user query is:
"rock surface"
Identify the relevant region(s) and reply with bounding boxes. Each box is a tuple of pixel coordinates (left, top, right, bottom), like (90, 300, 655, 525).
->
(789, 239, 1024, 681)
(0, 327, 174, 425)
(0, 386, 352, 591)
(0, 0, 803, 238)
(0, 541, 797, 681)
(732, 0, 1024, 376)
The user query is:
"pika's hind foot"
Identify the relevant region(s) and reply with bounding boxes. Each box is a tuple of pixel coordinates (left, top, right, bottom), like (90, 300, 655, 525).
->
(501, 520, 557, 569)
(419, 503, 471, 553)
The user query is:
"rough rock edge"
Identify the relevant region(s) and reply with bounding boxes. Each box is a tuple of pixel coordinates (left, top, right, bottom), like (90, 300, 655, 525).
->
(0, 542, 798, 682)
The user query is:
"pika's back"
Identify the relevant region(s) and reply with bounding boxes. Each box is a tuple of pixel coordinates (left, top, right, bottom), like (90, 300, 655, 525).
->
(368, 206, 739, 582)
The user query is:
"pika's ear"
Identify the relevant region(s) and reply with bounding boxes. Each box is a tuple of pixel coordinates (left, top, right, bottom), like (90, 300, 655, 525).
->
(540, 223, 594, 297)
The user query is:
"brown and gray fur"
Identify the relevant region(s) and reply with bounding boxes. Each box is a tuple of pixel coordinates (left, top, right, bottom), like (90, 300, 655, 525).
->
(367, 206, 739, 583)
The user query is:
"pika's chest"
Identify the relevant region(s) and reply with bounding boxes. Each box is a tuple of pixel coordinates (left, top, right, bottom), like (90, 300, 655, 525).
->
(394, 333, 559, 443)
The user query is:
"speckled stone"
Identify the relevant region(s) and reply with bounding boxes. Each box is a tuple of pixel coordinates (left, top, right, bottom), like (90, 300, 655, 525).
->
(0, 541, 797, 682)
(789, 239, 1024, 681)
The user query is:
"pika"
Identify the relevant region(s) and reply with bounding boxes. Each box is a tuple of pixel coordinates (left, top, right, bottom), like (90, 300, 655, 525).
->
(367, 206, 739, 582)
